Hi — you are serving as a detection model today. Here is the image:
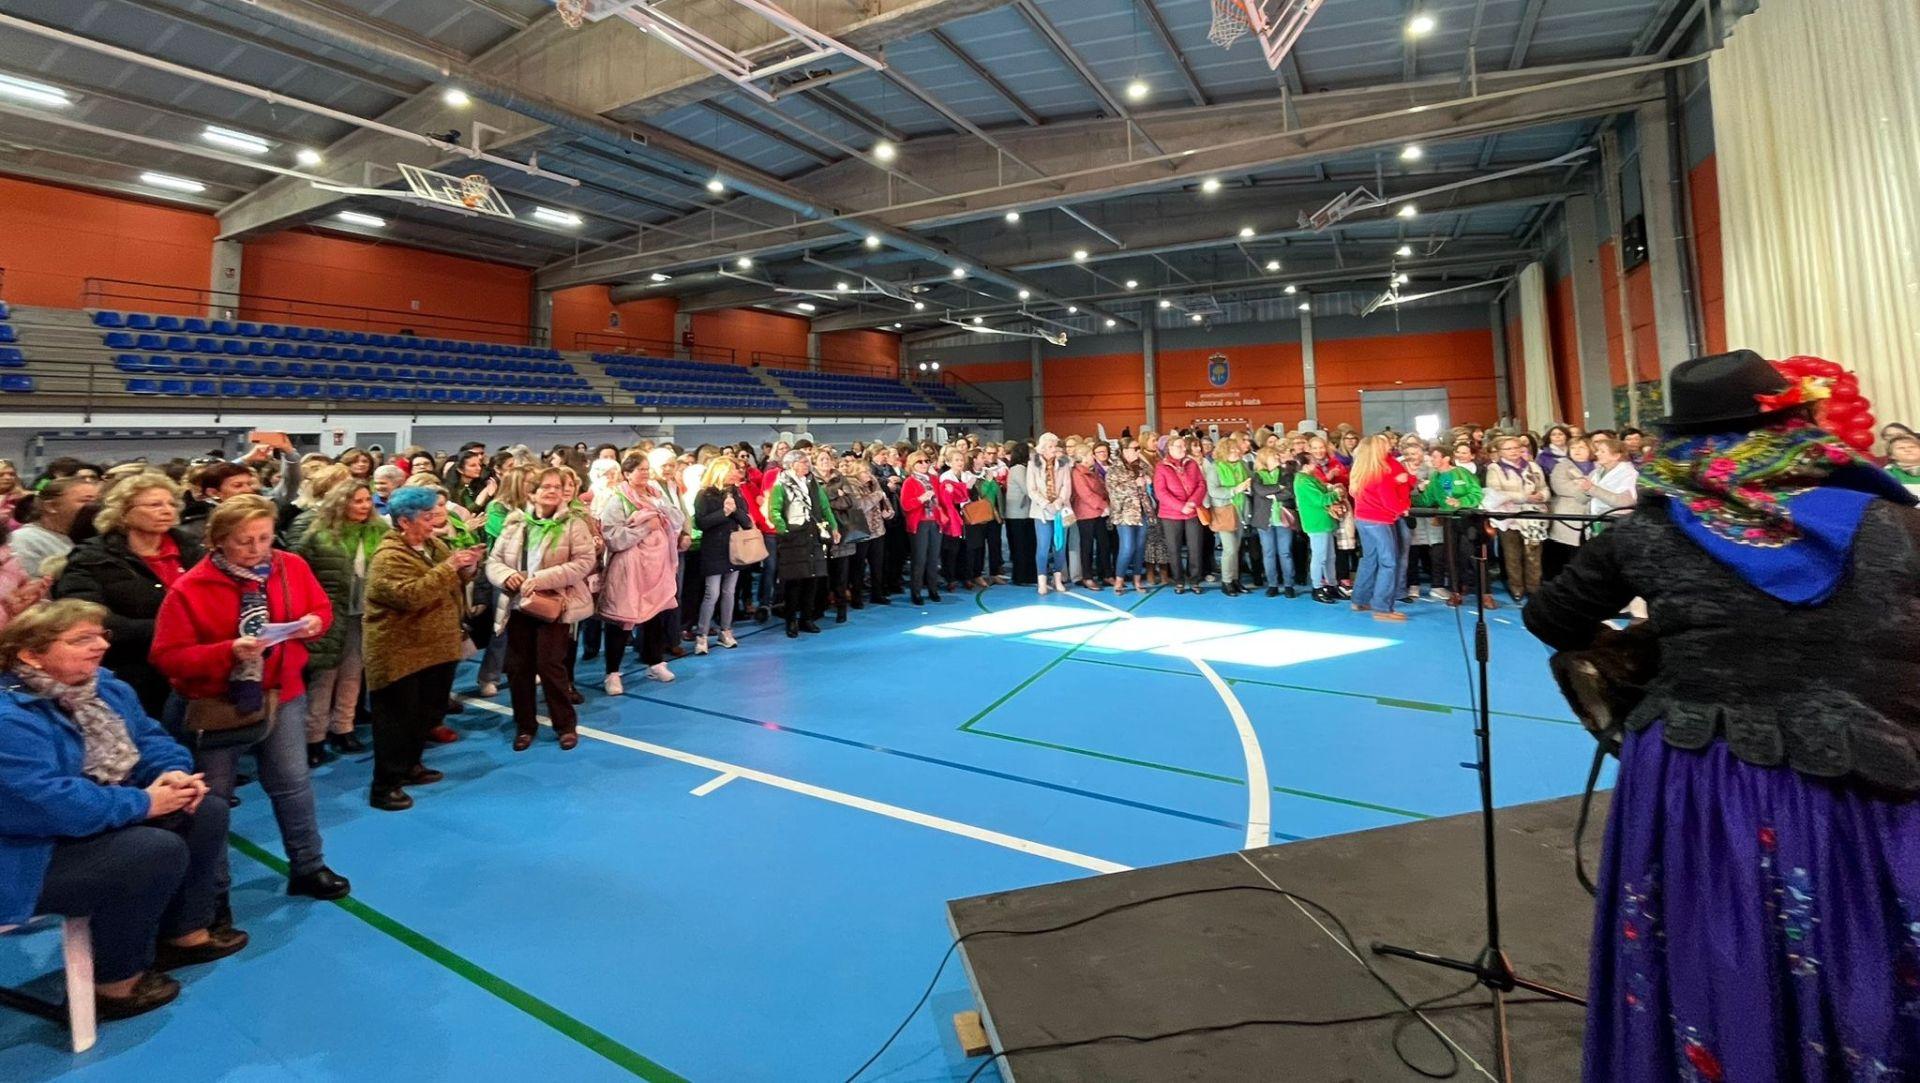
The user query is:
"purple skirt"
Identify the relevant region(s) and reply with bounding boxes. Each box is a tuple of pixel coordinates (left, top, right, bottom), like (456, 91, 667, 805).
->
(1588, 723, 1920, 1081)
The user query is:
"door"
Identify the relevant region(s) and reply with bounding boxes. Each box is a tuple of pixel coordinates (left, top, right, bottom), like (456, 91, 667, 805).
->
(1359, 387, 1450, 442)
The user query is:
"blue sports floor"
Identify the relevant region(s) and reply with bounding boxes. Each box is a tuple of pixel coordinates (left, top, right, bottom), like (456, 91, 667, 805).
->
(0, 584, 1609, 1082)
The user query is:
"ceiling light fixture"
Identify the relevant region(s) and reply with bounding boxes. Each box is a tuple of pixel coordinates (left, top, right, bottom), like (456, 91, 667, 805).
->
(1400, 144, 1424, 161)
(1125, 279, 1139, 290)
(1018, 289, 1030, 300)
(201, 125, 270, 155)
(1396, 244, 1414, 257)
(1125, 79, 1149, 101)
(295, 147, 323, 167)
(0, 73, 72, 109)
(442, 87, 471, 107)
(836, 282, 850, 292)
(1265, 260, 1281, 272)
(1284, 284, 1298, 295)
(1067, 306, 1079, 314)
(649, 272, 671, 282)
(1159, 299, 1172, 309)
(335, 210, 386, 227)
(1104, 318, 1117, 328)
(796, 302, 817, 312)
(1395, 273, 1411, 285)
(864, 234, 881, 249)
(871, 140, 897, 162)
(1298, 301, 1312, 311)
(1004, 210, 1020, 223)
(1238, 226, 1255, 239)
(972, 316, 985, 324)
(914, 301, 926, 310)
(1200, 178, 1221, 194)
(706, 178, 725, 194)
(951, 266, 966, 278)
(893, 323, 903, 329)
(1407, 13, 1437, 37)
(735, 256, 753, 268)
(1190, 313, 1203, 323)
(140, 171, 206, 194)
(1072, 249, 1089, 262)
(1398, 203, 1419, 218)
(532, 206, 583, 227)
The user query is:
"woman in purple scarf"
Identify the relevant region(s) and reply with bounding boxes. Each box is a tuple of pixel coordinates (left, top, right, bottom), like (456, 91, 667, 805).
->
(1525, 351, 1920, 1081)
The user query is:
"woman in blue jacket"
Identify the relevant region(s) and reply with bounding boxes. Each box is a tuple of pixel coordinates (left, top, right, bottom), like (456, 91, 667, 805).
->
(0, 599, 245, 1020)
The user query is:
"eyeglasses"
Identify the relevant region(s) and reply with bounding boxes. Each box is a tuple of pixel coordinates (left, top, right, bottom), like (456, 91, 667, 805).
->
(55, 631, 112, 648)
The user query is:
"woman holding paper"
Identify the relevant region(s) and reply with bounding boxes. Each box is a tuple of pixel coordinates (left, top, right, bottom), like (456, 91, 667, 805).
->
(151, 495, 350, 903)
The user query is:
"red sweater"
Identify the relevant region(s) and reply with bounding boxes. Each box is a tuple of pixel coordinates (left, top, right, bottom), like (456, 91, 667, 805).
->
(1153, 458, 1206, 520)
(902, 474, 957, 534)
(740, 471, 774, 534)
(150, 552, 333, 701)
(1352, 468, 1416, 525)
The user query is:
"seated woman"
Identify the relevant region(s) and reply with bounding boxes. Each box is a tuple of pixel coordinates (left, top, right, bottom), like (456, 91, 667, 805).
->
(0, 600, 246, 1020)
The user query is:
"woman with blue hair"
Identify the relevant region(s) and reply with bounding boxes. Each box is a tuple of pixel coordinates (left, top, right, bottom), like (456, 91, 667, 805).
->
(362, 486, 484, 812)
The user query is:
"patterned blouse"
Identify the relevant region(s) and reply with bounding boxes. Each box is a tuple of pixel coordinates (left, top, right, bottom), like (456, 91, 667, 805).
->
(1104, 464, 1151, 527)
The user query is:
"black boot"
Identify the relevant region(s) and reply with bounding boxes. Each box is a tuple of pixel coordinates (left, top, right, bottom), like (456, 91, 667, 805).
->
(835, 591, 849, 623)
(329, 731, 365, 754)
(287, 866, 352, 900)
(871, 592, 891, 606)
(799, 618, 823, 634)
(786, 614, 800, 638)
(307, 742, 329, 769)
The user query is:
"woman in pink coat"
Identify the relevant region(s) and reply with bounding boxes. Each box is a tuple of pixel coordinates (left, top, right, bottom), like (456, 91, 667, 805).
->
(1153, 435, 1209, 593)
(0, 522, 45, 631)
(596, 453, 684, 693)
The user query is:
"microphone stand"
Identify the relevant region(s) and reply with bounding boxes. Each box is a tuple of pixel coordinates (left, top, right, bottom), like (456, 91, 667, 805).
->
(1370, 505, 1617, 1083)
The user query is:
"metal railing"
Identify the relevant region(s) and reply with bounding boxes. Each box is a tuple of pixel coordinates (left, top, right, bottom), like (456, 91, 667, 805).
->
(749, 349, 900, 379)
(81, 278, 543, 347)
(574, 331, 736, 367)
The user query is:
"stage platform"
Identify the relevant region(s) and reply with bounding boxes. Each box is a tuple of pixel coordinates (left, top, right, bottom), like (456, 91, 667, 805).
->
(949, 792, 1605, 1081)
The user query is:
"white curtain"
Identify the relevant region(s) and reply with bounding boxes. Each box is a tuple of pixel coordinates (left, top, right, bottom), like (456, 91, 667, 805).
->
(1517, 262, 1559, 429)
(1711, 0, 1920, 429)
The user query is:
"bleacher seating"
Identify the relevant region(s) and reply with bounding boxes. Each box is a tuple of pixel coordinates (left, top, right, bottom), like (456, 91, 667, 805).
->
(592, 354, 788, 412)
(915, 382, 976, 410)
(89, 310, 564, 363)
(766, 368, 941, 413)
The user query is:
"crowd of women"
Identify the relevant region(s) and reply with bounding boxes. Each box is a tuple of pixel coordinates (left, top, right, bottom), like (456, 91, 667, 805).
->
(0, 409, 1914, 1026)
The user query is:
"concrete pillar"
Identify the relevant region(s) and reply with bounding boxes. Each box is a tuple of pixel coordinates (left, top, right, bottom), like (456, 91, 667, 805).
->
(209, 240, 243, 319)
(1635, 97, 1700, 384)
(531, 287, 554, 349)
(1490, 298, 1513, 421)
(1299, 306, 1318, 426)
(1028, 338, 1044, 434)
(806, 331, 821, 372)
(1141, 322, 1159, 431)
(1562, 194, 1618, 429)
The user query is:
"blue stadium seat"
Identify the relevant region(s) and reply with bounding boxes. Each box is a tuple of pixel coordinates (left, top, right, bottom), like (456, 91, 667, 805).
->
(114, 355, 148, 373)
(177, 357, 209, 376)
(301, 327, 327, 342)
(0, 327, 15, 344)
(369, 386, 392, 402)
(272, 343, 297, 358)
(259, 361, 285, 377)
(0, 347, 23, 368)
(189, 380, 217, 397)
(192, 337, 220, 354)
(232, 359, 260, 377)
(285, 362, 310, 379)
(205, 358, 231, 375)
(211, 320, 237, 336)
(127, 314, 156, 330)
(145, 356, 178, 374)
(260, 324, 284, 339)
(272, 382, 300, 399)
(183, 318, 209, 334)
(328, 330, 351, 344)
(127, 379, 162, 395)
(236, 322, 260, 336)
(164, 335, 192, 352)
(93, 311, 124, 328)
(221, 340, 247, 355)
(297, 383, 323, 398)
(248, 341, 274, 357)
(155, 316, 184, 332)
(249, 381, 274, 397)
(297, 345, 321, 360)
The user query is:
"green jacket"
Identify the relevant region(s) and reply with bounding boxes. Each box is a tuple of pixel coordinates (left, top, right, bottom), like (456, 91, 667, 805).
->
(1293, 470, 1339, 534)
(1212, 458, 1250, 516)
(296, 520, 389, 671)
(767, 477, 839, 535)
(1415, 466, 1484, 512)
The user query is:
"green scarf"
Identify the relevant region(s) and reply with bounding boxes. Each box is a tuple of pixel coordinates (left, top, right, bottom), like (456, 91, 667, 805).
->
(1255, 467, 1284, 525)
(333, 520, 386, 562)
(522, 510, 567, 554)
(1215, 458, 1249, 514)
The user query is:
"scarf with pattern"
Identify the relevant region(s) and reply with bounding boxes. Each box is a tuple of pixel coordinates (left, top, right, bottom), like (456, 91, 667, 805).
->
(210, 551, 270, 712)
(11, 663, 141, 786)
(1640, 418, 1917, 604)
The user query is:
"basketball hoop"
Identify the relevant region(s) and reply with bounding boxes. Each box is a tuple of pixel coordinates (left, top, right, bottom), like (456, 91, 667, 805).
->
(555, 0, 587, 30)
(1209, 0, 1252, 49)
(459, 174, 491, 209)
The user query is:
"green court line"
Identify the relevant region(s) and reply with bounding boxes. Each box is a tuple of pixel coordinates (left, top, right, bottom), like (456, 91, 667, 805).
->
(1065, 653, 1579, 726)
(955, 587, 1157, 732)
(227, 834, 689, 1082)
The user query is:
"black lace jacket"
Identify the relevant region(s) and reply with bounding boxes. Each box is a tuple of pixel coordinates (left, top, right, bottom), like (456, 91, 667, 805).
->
(1523, 496, 1920, 796)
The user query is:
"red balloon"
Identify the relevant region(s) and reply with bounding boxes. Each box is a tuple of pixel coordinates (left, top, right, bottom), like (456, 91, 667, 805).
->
(1808, 358, 1845, 378)
(1835, 373, 1860, 395)
(1827, 402, 1863, 425)
(1847, 433, 1876, 453)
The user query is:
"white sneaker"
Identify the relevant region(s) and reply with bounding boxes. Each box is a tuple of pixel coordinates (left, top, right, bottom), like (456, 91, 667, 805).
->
(695, 635, 709, 656)
(718, 631, 738, 649)
(646, 663, 675, 683)
(603, 673, 624, 696)
(476, 680, 498, 698)
(1430, 587, 1452, 601)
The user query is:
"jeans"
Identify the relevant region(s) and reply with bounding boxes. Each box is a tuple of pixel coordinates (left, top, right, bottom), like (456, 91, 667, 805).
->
(756, 539, 779, 611)
(1033, 517, 1068, 578)
(33, 800, 229, 983)
(1159, 517, 1204, 584)
(195, 693, 324, 889)
(370, 662, 455, 790)
(1353, 520, 1406, 613)
(909, 521, 942, 594)
(1078, 514, 1112, 581)
(698, 569, 739, 634)
(1306, 530, 1336, 587)
(304, 620, 363, 741)
(478, 624, 509, 685)
(1114, 523, 1146, 578)
(506, 611, 576, 738)
(1254, 524, 1297, 588)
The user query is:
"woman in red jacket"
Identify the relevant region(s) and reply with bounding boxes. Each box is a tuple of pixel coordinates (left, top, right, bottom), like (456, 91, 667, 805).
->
(150, 495, 350, 902)
(1153, 435, 1208, 594)
(1347, 434, 1417, 622)
(899, 451, 951, 605)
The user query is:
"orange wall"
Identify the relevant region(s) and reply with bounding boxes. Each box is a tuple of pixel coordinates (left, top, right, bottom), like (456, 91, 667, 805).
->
(0, 176, 218, 310)
(1689, 156, 1726, 355)
(1009, 327, 1498, 435)
(550, 284, 677, 351)
(690, 307, 809, 367)
(240, 231, 532, 342)
(819, 329, 900, 373)
(1546, 275, 1583, 423)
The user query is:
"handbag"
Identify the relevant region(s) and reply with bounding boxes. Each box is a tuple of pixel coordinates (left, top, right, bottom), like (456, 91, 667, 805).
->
(729, 528, 769, 566)
(1194, 504, 1212, 528)
(518, 589, 567, 622)
(1212, 502, 1239, 534)
(963, 498, 997, 526)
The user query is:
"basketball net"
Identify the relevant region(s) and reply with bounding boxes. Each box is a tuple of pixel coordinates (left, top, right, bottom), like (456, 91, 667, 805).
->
(460, 174, 490, 209)
(555, 0, 587, 30)
(1209, 0, 1251, 49)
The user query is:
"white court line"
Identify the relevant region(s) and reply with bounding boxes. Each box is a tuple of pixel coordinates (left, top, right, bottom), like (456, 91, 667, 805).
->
(1059, 591, 1273, 850)
(456, 694, 1130, 875)
(690, 771, 738, 797)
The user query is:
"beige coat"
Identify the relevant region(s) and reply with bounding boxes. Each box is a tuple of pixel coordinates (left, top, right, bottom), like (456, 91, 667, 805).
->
(484, 511, 597, 632)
